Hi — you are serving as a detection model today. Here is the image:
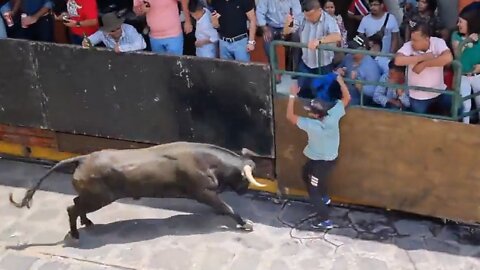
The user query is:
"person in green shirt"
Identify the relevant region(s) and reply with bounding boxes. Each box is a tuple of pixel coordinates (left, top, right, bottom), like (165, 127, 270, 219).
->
(451, 7, 480, 124)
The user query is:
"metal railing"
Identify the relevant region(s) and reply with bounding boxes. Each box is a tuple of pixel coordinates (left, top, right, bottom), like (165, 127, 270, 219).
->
(269, 40, 464, 121)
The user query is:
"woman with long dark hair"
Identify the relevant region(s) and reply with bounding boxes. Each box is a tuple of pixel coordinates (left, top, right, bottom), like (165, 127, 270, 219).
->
(451, 6, 480, 124)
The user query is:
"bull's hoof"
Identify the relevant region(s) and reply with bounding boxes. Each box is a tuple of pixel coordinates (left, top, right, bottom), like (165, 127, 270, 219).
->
(63, 232, 79, 246)
(238, 219, 254, 231)
(81, 219, 94, 228)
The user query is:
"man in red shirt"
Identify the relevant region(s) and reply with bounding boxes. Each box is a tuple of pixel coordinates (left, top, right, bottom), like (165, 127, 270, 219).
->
(54, 0, 99, 45)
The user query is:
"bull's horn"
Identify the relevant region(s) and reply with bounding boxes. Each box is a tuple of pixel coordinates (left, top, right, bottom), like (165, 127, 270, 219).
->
(243, 165, 267, 187)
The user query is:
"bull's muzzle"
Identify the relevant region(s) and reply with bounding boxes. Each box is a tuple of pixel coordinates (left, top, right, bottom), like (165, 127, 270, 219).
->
(243, 165, 266, 187)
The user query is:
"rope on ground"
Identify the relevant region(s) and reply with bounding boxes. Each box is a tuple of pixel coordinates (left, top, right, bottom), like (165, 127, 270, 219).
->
(276, 199, 344, 252)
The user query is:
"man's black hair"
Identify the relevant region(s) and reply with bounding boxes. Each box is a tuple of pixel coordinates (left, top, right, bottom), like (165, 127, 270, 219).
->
(388, 59, 405, 73)
(410, 22, 431, 37)
(302, 0, 321, 12)
(188, 0, 203, 13)
(369, 0, 384, 4)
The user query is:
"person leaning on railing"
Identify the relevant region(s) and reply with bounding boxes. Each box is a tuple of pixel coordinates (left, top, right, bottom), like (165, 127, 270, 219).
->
(451, 6, 480, 124)
(394, 22, 453, 115)
(282, 0, 341, 99)
(373, 59, 410, 110)
(286, 72, 351, 230)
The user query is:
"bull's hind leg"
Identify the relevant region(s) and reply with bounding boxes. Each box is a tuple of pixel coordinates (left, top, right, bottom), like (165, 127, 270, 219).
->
(66, 203, 80, 239)
(75, 197, 94, 227)
(195, 190, 253, 231)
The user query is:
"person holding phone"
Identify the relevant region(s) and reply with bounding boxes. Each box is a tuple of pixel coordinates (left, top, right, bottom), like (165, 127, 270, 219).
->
(54, 0, 99, 45)
(256, 0, 302, 81)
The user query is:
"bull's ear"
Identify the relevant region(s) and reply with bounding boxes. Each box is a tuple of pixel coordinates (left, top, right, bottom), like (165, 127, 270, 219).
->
(241, 148, 260, 157)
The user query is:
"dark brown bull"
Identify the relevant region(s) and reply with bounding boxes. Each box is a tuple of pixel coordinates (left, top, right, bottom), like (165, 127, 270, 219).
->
(9, 142, 266, 239)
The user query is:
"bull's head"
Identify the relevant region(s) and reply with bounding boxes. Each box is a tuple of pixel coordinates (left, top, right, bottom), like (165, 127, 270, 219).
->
(227, 159, 266, 195)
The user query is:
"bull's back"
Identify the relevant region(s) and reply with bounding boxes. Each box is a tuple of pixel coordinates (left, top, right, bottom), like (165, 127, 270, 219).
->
(72, 149, 183, 197)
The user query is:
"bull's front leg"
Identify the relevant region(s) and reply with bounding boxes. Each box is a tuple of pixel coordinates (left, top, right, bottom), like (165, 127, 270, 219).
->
(195, 190, 253, 231)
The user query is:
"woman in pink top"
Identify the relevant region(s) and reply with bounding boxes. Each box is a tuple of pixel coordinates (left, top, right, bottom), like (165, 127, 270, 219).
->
(133, 0, 192, 55)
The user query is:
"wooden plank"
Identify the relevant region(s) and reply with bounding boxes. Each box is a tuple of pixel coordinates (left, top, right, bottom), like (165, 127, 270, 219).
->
(274, 96, 480, 223)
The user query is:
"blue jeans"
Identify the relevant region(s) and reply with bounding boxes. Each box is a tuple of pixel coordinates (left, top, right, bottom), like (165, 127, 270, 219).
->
(263, 26, 283, 63)
(409, 94, 451, 114)
(150, 34, 184, 56)
(0, 16, 6, 38)
(219, 37, 250, 62)
(296, 60, 334, 99)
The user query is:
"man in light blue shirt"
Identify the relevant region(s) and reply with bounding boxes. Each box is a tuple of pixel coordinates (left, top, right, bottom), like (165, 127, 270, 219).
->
(282, 0, 341, 98)
(373, 60, 410, 109)
(338, 35, 382, 106)
(256, 0, 302, 80)
(83, 12, 146, 53)
(286, 73, 351, 230)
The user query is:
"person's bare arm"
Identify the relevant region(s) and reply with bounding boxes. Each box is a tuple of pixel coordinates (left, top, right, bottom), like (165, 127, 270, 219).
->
(421, 50, 453, 68)
(390, 32, 400, 53)
(337, 75, 351, 107)
(246, 9, 257, 43)
(394, 52, 434, 66)
(180, 0, 193, 34)
(286, 84, 300, 125)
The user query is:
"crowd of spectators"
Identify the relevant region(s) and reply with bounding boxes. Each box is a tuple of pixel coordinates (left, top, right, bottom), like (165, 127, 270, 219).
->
(0, 0, 479, 122)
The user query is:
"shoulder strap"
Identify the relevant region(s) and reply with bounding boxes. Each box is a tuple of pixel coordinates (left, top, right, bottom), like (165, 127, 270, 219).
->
(381, 13, 390, 30)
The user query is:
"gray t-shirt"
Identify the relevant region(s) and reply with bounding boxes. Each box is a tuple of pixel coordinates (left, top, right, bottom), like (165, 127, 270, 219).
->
(357, 13, 399, 53)
(299, 11, 340, 69)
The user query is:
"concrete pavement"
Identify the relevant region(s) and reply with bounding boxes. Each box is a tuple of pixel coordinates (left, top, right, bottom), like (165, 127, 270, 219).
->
(0, 158, 478, 270)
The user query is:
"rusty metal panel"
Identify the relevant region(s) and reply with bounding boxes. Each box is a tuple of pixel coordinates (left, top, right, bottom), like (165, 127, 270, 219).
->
(274, 96, 480, 223)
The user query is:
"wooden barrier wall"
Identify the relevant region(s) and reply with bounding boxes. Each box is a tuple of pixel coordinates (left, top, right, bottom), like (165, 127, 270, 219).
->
(275, 97, 480, 224)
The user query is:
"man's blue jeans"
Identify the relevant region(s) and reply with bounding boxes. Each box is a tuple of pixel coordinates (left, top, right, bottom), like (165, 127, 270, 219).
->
(150, 34, 184, 56)
(219, 37, 250, 62)
(409, 94, 459, 115)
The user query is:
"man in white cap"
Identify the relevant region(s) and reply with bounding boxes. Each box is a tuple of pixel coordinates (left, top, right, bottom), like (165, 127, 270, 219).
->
(83, 12, 146, 53)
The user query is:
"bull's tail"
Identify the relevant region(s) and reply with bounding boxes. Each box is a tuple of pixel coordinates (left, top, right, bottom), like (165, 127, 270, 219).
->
(9, 155, 86, 209)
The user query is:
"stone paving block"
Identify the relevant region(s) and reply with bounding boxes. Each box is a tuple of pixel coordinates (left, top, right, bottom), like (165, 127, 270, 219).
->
(0, 252, 38, 270)
(393, 220, 433, 237)
(394, 236, 425, 251)
(332, 255, 352, 270)
(148, 248, 192, 270)
(424, 238, 460, 254)
(277, 240, 303, 256)
(269, 259, 291, 270)
(233, 234, 272, 251)
(37, 260, 71, 270)
(355, 257, 389, 270)
(198, 246, 235, 270)
(24, 208, 62, 223)
(348, 211, 388, 233)
(229, 251, 260, 270)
